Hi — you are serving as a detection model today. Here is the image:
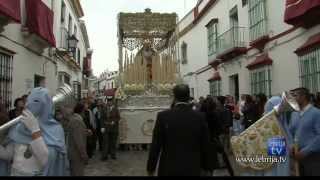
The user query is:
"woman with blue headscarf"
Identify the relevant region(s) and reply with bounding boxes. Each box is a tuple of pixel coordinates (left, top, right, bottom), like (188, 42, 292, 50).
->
(0, 87, 69, 176)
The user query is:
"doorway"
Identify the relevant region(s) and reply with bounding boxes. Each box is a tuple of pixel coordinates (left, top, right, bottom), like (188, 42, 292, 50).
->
(229, 74, 239, 102)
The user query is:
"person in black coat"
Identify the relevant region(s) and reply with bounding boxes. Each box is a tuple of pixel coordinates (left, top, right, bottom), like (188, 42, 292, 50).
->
(8, 98, 24, 120)
(200, 97, 221, 173)
(242, 95, 260, 129)
(147, 84, 212, 176)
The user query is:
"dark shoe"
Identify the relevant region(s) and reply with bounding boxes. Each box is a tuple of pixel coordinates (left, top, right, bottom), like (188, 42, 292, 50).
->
(111, 156, 117, 160)
(101, 156, 108, 161)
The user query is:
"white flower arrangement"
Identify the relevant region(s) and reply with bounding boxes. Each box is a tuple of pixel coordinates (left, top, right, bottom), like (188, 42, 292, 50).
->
(123, 84, 145, 95)
(158, 83, 175, 95)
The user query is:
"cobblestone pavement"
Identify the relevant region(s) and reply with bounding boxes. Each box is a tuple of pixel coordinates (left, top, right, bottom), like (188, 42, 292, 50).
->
(84, 150, 235, 176)
(85, 150, 149, 176)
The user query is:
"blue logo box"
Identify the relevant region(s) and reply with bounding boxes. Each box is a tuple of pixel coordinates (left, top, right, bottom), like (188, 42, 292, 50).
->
(267, 137, 287, 156)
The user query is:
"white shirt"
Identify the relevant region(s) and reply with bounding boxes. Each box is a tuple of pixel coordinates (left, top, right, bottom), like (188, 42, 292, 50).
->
(239, 101, 245, 116)
(300, 104, 312, 117)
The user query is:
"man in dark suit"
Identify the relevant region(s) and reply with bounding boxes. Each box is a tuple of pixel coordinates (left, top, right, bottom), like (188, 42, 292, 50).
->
(101, 96, 120, 160)
(93, 99, 107, 153)
(147, 84, 213, 176)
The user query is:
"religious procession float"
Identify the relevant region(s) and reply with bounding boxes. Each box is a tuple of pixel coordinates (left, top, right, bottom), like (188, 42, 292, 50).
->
(114, 9, 180, 146)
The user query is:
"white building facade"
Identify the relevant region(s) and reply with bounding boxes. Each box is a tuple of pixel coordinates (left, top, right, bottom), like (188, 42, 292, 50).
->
(53, 0, 93, 102)
(0, 0, 92, 109)
(96, 70, 119, 97)
(177, 0, 320, 101)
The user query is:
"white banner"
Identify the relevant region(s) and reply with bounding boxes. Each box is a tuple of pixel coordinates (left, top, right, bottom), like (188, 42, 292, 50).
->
(119, 107, 168, 144)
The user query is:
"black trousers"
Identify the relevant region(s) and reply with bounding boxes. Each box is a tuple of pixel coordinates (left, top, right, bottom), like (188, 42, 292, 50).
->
(221, 149, 234, 176)
(102, 132, 118, 158)
(87, 131, 97, 158)
(96, 130, 104, 151)
(216, 136, 234, 176)
(299, 153, 320, 176)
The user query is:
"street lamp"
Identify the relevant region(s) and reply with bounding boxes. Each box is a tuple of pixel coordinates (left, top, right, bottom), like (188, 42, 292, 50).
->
(67, 35, 79, 57)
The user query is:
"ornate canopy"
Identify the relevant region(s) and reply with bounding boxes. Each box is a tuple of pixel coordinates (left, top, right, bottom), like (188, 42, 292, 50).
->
(118, 8, 177, 51)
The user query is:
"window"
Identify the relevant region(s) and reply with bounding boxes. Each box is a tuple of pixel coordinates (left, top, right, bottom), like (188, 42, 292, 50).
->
(210, 80, 222, 96)
(58, 73, 63, 86)
(248, 0, 267, 41)
(72, 48, 77, 60)
(84, 79, 88, 89)
(190, 88, 195, 98)
(77, 49, 81, 64)
(230, 6, 239, 27)
(64, 75, 70, 85)
(74, 25, 77, 36)
(58, 72, 71, 86)
(299, 48, 320, 93)
(0, 52, 13, 110)
(242, 0, 248, 7)
(250, 66, 272, 97)
(68, 15, 72, 36)
(181, 42, 188, 64)
(34, 74, 45, 88)
(61, 2, 66, 23)
(207, 22, 218, 56)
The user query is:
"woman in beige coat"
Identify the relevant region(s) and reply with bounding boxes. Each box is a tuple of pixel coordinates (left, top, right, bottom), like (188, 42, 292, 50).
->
(67, 103, 89, 176)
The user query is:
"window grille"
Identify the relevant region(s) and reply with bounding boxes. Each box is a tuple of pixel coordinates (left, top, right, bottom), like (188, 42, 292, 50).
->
(248, 0, 268, 41)
(299, 48, 320, 93)
(209, 80, 222, 96)
(250, 66, 272, 97)
(0, 52, 13, 110)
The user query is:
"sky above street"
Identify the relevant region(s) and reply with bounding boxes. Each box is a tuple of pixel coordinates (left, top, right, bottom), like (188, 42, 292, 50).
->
(81, 0, 198, 77)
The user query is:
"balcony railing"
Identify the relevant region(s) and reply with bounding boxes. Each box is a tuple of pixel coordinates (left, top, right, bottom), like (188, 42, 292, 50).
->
(216, 26, 247, 56)
(60, 27, 68, 50)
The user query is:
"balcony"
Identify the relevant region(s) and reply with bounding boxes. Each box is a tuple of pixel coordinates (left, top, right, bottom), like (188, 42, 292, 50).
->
(21, 0, 56, 54)
(0, 0, 21, 33)
(215, 27, 247, 62)
(284, 0, 320, 28)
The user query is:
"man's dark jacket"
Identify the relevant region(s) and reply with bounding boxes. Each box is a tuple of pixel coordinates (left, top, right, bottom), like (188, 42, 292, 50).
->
(147, 104, 213, 176)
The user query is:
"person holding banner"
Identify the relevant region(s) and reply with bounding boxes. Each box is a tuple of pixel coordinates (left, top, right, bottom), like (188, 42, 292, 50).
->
(289, 88, 320, 176)
(262, 96, 292, 176)
(239, 96, 292, 176)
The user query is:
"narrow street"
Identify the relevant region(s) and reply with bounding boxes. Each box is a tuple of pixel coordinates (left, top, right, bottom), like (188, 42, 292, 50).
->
(84, 149, 234, 176)
(1, 0, 316, 177)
